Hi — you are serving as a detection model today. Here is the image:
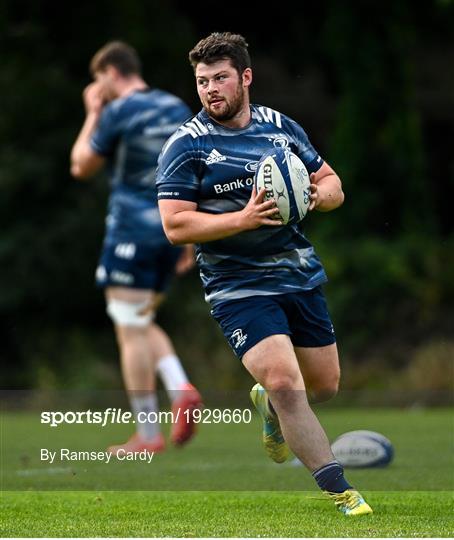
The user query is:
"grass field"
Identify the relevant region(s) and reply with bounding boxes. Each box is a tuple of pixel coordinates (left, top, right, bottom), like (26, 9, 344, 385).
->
(1, 406, 453, 536)
(2, 490, 453, 537)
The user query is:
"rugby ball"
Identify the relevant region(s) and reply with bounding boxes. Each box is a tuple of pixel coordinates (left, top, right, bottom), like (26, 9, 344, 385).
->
(254, 148, 311, 225)
(331, 430, 394, 468)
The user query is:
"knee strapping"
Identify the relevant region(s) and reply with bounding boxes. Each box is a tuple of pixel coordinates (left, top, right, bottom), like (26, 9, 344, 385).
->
(106, 299, 155, 327)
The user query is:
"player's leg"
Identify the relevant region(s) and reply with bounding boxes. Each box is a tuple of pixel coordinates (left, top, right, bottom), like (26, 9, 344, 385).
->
(151, 247, 203, 446)
(105, 286, 165, 453)
(149, 318, 203, 446)
(243, 334, 334, 471)
(294, 343, 340, 403)
(213, 295, 332, 469)
(244, 335, 372, 516)
(149, 293, 190, 399)
(287, 286, 340, 403)
(212, 294, 371, 515)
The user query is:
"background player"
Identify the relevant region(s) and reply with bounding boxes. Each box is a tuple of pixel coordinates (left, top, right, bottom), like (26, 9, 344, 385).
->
(157, 32, 372, 516)
(70, 41, 202, 454)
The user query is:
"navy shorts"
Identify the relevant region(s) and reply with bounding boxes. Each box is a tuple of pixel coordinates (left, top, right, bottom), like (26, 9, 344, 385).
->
(211, 286, 336, 359)
(95, 242, 182, 292)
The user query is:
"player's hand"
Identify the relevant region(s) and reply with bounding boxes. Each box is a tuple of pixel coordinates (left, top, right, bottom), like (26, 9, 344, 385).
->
(175, 244, 196, 275)
(308, 174, 319, 211)
(239, 186, 282, 230)
(83, 82, 105, 115)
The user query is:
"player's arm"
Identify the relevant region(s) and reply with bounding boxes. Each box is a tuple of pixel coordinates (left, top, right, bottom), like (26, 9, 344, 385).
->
(159, 188, 281, 245)
(308, 161, 344, 212)
(70, 82, 106, 179)
(285, 115, 344, 212)
(175, 244, 196, 275)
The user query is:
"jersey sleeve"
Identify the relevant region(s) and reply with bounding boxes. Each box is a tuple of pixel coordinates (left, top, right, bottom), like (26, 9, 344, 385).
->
(90, 105, 120, 157)
(156, 130, 201, 203)
(284, 116, 324, 174)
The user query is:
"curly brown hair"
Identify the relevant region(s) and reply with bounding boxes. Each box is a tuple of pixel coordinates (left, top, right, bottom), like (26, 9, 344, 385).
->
(189, 32, 251, 74)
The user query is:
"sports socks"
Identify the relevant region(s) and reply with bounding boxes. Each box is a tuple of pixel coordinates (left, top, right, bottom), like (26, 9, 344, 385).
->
(312, 460, 352, 493)
(156, 354, 189, 401)
(129, 393, 160, 440)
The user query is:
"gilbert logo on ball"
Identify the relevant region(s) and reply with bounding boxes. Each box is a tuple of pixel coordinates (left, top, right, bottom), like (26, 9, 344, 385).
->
(254, 147, 311, 225)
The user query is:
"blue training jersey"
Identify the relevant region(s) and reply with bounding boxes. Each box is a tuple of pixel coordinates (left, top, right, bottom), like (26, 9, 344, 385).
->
(156, 105, 328, 306)
(90, 89, 192, 246)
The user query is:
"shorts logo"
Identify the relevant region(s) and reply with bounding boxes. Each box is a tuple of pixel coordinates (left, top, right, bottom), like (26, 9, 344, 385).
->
(96, 265, 107, 282)
(231, 328, 248, 349)
(111, 271, 134, 285)
(115, 243, 136, 260)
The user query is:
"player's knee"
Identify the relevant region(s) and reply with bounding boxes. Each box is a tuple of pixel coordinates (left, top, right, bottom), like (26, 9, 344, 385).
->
(308, 377, 340, 403)
(262, 371, 300, 393)
(106, 298, 154, 328)
(263, 372, 308, 415)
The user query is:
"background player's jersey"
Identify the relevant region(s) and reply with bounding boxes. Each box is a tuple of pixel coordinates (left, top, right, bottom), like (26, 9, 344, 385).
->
(91, 89, 191, 247)
(156, 105, 328, 306)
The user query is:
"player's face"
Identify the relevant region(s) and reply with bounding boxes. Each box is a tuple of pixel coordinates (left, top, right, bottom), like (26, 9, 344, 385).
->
(195, 60, 251, 124)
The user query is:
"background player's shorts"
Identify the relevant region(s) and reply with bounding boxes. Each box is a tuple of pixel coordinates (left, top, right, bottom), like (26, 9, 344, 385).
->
(95, 242, 182, 292)
(211, 286, 336, 359)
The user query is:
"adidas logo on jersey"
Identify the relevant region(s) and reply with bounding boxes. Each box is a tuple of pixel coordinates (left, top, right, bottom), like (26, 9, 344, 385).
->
(206, 149, 226, 165)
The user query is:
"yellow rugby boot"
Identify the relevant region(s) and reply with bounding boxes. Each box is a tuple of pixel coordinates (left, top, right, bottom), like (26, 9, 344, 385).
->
(326, 489, 373, 516)
(250, 383, 290, 463)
